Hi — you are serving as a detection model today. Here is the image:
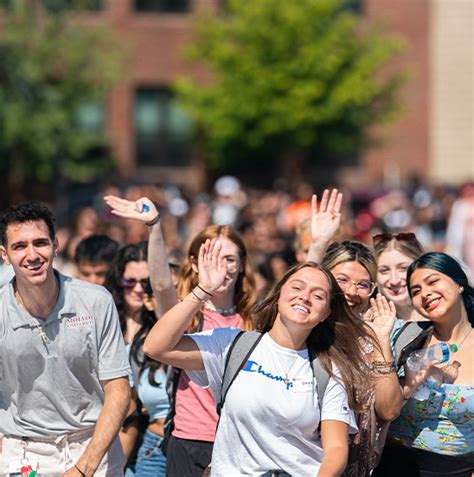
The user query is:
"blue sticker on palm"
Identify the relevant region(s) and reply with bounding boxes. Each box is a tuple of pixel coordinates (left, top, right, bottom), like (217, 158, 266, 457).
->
(142, 204, 150, 212)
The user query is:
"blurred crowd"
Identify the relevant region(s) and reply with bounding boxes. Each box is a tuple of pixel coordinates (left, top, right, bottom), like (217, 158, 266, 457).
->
(3, 176, 470, 289)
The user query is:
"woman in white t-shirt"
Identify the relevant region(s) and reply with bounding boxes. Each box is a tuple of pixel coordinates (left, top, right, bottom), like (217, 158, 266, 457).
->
(144, 239, 375, 476)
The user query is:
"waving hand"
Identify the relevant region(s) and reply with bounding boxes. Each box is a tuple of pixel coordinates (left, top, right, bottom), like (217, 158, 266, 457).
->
(197, 239, 228, 294)
(104, 195, 159, 225)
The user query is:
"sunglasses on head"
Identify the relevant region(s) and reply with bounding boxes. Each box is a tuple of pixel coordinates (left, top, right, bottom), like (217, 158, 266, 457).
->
(120, 277, 151, 291)
(373, 232, 417, 247)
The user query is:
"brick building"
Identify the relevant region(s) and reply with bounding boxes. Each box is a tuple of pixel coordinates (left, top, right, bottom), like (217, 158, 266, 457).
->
(88, 0, 472, 190)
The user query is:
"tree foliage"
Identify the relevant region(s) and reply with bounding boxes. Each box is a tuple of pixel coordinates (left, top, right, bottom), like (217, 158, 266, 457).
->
(0, 0, 122, 196)
(175, 0, 404, 170)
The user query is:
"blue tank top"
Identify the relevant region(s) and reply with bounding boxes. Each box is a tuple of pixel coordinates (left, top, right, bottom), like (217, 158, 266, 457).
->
(390, 381, 474, 455)
(137, 367, 170, 421)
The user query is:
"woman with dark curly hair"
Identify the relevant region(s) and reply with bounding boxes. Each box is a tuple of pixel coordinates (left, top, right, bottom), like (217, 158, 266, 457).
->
(104, 243, 169, 477)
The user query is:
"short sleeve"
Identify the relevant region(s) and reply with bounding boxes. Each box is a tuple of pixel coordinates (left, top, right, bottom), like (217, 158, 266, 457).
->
(97, 298, 131, 381)
(186, 328, 242, 401)
(320, 375, 358, 434)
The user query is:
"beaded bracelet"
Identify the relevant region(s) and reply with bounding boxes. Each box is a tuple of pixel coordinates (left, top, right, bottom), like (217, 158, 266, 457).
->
(372, 360, 396, 375)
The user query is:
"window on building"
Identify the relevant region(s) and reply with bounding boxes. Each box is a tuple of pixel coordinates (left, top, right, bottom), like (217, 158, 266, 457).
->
(135, 88, 193, 167)
(135, 0, 190, 13)
(42, 0, 103, 12)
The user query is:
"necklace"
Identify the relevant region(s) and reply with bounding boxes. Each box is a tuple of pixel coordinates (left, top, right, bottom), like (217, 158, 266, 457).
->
(14, 283, 59, 345)
(282, 353, 300, 385)
(203, 302, 237, 317)
(435, 326, 472, 351)
(454, 327, 472, 350)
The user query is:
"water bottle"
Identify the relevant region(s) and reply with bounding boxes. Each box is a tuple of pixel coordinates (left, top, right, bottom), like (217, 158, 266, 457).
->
(406, 342, 458, 372)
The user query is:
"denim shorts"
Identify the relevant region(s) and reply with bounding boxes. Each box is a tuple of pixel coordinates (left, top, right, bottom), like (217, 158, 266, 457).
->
(135, 430, 166, 477)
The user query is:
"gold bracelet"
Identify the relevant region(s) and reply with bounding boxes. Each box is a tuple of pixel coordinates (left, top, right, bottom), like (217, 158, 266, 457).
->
(372, 359, 395, 367)
(372, 360, 396, 375)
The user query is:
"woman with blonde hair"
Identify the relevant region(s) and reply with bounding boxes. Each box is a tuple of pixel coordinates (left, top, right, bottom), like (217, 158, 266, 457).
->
(306, 189, 404, 476)
(373, 233, 425, 341)
(104, 195, 256, 477)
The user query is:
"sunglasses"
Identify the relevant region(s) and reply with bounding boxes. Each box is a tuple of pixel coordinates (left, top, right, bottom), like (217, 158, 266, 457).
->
(120, 277, 151, 291)
(372, 232, 417, 247)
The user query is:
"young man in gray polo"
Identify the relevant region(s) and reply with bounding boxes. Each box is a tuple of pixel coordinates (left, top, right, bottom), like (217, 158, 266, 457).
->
(0, 202, 131, 477)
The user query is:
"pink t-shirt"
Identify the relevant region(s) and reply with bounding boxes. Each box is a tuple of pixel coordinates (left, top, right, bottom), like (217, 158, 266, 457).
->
(172, 308, 244, 442)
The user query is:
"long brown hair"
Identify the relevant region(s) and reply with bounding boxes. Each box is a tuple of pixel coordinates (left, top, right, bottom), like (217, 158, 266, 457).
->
(254, 262, 374, 411)
(178, 225, 256, 332)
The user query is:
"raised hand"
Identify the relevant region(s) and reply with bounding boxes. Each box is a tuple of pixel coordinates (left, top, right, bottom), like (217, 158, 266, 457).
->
(310, 188, 343, 243)
(363, 293, 397, 338)
(104, 195, 159, 225)
(197, 239, 228, 294)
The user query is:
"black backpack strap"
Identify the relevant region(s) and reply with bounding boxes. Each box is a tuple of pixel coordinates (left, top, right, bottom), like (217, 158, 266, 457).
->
(308, 348, 330, 415)
(217, 330, 264, 416)
(392, 321, 434, 370)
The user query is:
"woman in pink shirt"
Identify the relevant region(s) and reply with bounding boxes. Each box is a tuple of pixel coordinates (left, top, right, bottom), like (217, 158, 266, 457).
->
(105, 195, 256, 476)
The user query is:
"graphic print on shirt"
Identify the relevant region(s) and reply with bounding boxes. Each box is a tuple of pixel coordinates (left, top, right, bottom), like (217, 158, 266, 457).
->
(241, 359, 313, 393)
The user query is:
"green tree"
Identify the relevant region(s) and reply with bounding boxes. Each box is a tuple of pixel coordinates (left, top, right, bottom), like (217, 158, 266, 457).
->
(176, 0, 404, 180)
(0, 0, 122, 204)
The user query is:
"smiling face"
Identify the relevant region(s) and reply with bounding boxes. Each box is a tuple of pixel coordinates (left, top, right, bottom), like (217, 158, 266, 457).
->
(377, 249, 413, 307)
(122, 260, 149, 314)
(277, 267, 331, 331)
(409, 268, 464, 321)
(330, 261, 372, 317)
(0, 220, 58, 288)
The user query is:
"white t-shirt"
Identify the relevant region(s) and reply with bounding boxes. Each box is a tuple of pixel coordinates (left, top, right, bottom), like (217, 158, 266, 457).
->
(187, 328, 357, 476)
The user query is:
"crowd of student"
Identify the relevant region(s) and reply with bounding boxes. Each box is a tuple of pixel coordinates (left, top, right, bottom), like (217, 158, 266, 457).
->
(0, 180, 472, 476)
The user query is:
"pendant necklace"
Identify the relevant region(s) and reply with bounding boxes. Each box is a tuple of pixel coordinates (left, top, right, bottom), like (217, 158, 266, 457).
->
(15, 286, 57, 346)
(282, 354, 300, 385)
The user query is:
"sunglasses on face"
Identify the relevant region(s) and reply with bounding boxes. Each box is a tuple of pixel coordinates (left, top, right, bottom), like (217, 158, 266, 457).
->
(372, 232, 417, 247)
(335, 276, 375, 295)
(120, 277, 151, 291)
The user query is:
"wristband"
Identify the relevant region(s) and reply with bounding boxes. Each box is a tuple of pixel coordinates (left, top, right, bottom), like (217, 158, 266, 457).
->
(196, 284, 213, 297)
(190, 290, 206, 303)
(191, 286, 211, 303)
(75, 464, 87, 477)
(146, 214, 160, 227)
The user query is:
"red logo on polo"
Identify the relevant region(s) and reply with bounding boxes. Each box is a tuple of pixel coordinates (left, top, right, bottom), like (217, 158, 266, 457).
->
(65, 315, 94, 328)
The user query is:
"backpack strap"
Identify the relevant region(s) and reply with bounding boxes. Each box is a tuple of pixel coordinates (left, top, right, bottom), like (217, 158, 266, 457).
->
(217, 330, 264, 416)
(308, 348, 330, 414)
(392, 321, 434, 370)
(217, 331, 331, 418)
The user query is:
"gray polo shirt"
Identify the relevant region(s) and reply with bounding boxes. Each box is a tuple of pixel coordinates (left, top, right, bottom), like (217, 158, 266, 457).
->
(0, 271, 131, 437)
